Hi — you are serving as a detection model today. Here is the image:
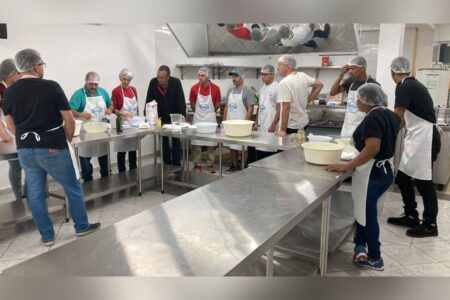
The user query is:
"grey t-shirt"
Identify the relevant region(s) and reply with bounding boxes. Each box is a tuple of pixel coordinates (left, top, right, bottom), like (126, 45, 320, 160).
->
(225, 85, 257, 107)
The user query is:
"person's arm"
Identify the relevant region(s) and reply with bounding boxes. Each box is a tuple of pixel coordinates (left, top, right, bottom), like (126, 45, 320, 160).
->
(189, 86, 196, 112)
(60, 110, 75, 142)
(177, 79, 186, 117)
(329, 64, 349, 96)
(0, 119, 13, 143)
(307, 79, 323, 102)
(246, 105, 254, 121)
(101, 88, 113, 115)
(325, 137, 381, 172)
(213, 85, 221, 111)
(112, 88, 130, 117)
(268, 103, 280, 133)
(253, 107, 259, 131)
(394, 106, 406, 129)
(277, 102, 291, 137)
(4, 115, 15, 136)
(70, 89, 92, 120)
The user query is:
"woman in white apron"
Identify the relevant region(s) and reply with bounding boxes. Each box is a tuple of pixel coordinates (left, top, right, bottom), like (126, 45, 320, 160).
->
(112, 69, 139, 173)
(326, 83, 400, 271)
(191, 69, 219, 174)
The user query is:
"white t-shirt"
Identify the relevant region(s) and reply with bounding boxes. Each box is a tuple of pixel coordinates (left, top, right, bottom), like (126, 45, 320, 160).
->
(280, 24, 314, 47)
(277, 72, 315, 129)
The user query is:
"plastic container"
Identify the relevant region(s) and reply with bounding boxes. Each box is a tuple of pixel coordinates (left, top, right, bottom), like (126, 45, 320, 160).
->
(301, 142, 345, 165)
(74, 120, 83, 136)
(170, 114, 184, 132)
(307, 134, 333, 143)
(196, 122, 217, 134)
(83, 121, 109, 134)
(222, 120, 254, 137)
(129, 116, 146, 127)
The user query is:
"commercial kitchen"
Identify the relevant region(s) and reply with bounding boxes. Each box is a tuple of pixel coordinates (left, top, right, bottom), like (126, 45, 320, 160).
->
(0, 22, 450, 277)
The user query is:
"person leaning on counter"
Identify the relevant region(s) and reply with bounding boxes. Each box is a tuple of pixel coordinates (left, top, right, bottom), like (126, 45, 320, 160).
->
(111, 68, 139, 173)
(387, 57, 441, 238)
(326, 83, 400, 271)
(145, 65, 186, 167)
(329, 56, 379, 137)
(70, 72, 113, 182)
(2, 49, 100, 246)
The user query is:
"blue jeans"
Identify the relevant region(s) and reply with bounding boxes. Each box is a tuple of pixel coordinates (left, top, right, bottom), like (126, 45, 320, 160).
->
(18, 148, 89, 241)
(8, 159, 26, 200)
(79, 155, 109, 181)
(354, 175, 393, 260)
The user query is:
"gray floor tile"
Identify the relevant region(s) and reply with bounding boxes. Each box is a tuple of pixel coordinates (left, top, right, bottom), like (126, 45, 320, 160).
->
(381, 244, 437, 266)
(1, 230, 50, 260)
(412, 240, 450, 262)
(0, 259, 26, 273)
(407, 262, 450, 276)
(366, 265, 416, 276)
(327, 269, 371, 277)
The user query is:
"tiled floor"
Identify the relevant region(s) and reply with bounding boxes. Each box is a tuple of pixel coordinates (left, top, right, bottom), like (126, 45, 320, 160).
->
(0, 170, 450, 276)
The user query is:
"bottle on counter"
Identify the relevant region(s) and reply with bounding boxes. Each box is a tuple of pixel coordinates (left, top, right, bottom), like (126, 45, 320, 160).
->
(116, 111, 123, 133)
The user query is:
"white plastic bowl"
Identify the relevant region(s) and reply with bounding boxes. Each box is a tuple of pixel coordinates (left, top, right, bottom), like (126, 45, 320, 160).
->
(83, 121, 109, 134)
(129, 116, 146, 127)
(222, 120, 254, 137)
(301, 142, 345, 165)
(307, 135, 333, 143)
(74, 120, 83, 136)
(196, 122, 217, 134)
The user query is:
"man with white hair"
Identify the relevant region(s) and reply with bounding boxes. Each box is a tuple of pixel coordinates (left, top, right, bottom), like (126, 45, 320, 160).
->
(272, 54, 323, 137)
(279, 23, 330, 48)
(330, 55, 379, 137)
(387, 57, 441, 238)
(2, 49, 100, 246)
(189, 67, 221, 173)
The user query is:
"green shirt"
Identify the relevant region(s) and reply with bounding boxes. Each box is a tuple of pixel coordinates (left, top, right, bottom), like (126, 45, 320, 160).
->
(69, 86, 112, 112)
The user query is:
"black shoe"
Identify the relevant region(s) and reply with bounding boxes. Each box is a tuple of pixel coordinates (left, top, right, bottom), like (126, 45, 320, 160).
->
(224, 165, 240, 174)
(387, 214, 420, 228)
(323, 23, 330, 38)
(406, 223, 438, 238)
(76, 223, 101, 237)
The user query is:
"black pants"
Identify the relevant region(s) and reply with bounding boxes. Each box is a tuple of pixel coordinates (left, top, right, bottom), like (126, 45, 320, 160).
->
(396, 128, 441, 224)
(286, 128, 298, 134)
(117, 151, 137, 172)
(256, 150, 276, 161)
(79, 155, 109, 182)
(247, 147, 257, 164)
(162, 136, 181, 166)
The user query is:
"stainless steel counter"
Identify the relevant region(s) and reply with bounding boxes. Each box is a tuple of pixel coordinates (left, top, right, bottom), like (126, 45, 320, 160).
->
(3, 165, 345, 276)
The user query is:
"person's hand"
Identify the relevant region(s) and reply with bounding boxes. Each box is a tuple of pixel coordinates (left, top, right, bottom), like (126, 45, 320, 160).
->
(83, 112, 93, 120)
(324, 164, 349, 173)
(276, 129, 286, 137)
(122, 111, 133, 119)
(268, 125, 275, 133)
(340, 64, 349, 75)
(252, 123, 258, 131)
(105, 108, 112, 115)
(0, 132, 14, 143)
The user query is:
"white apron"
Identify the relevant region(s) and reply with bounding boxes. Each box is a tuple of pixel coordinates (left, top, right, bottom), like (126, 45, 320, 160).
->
(114, 87, 139, 152)
(191, 84, 217, 147)
(351, 107, 393, 226)
(341, 80, 367, 137)
(78, 93, 108, 157)
(225, 88, 248, 151)
(398, 109, 435, 180)
(256, 83, 277, 152)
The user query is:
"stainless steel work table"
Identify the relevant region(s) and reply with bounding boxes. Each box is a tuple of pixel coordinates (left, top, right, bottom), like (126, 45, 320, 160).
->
(158, 128, 298, 191)
(2, 165, 344, 276)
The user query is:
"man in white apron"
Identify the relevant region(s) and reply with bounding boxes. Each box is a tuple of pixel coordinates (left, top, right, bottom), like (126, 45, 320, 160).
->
(387, 57, 441, 238)
(111, 68, 139, 172)
(326, 83, 400, 271)
(189, 67, 221, 174)
(254, 64, 279, 160)
(2, 49, 100, 246)
(223, 68, 256, 174)
(70, 72, 113, 182)
(329, 56, 380, 137)
(0, 58, 26, 200)
(278, 23, 330, 48)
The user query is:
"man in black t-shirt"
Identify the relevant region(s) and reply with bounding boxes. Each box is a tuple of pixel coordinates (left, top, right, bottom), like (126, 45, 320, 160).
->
(2, 49, 100, 246)
(387, 57, 441, 238)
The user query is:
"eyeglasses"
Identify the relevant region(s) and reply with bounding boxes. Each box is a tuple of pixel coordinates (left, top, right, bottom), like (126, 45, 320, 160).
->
(37, 62, 46, 68)
(260, 73, 272, 76)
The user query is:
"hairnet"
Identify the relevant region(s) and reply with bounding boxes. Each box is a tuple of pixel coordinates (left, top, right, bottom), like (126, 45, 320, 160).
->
(0, 59, 17, 81)
(198, 66, 210, 77)
(278, 25, 292, 39)
(261, 64, 275, 74)
(15, 49, 42, 72)
(390, 56, 411, 73)
(228, 67, 245, 78)
(357, 83, 388, 106)
(119, 68, 133, 80)
(278, 54, 297, 69)
(225, 24, 236, 30)
(85, 71, 100, 83)
(251, 28, 263, 41)
(348, 56, 367, 68)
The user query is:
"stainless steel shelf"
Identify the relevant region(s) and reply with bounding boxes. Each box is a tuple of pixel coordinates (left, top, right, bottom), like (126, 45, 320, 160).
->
(0, 198, 63, 226)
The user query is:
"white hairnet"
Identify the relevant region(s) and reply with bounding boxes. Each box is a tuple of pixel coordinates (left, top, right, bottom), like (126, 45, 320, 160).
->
(15, 49, 42, 72)
(278, 54, 297, 69)
(357, 83, 388, 106)
(119, 68, 134, 80)
(261, 64, 275, 74)
(390, 57, 411, 74)
(0, 58, 17, 81)
(348, 56, 367, 68)
(278, 25, 292, 39)
(198, 66, 210, 77)
(85, 71, 100, 83)
(251, 28, 263, 41)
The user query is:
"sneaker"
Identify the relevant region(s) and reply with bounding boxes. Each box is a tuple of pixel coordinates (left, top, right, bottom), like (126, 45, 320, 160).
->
(352, 245, 368, 262)
(406, 223, 438, 238)
(76, 223, 101, 237)
(42, 239, 55, 247)
(193, 165, 203, 173)
(357, 258, 384, 271)
(224, 165, 238, 174)
(323, 23, 330, 38)
(387, 214, 420, 228)
(205, 165, 216, 174)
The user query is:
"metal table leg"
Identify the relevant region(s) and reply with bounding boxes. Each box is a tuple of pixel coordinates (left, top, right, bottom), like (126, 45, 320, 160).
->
(153, 135, 157, 165)
(160, 134, 164, 193)
(64, 196, 70, 222)
(219, 143, 223, 179)
(185, 139, 189, 171)
(138, 136, 142, 196)
(266, 248, 274, 276)
(319, 196, 331, 277)
(106, 141, 111, 176)
(182, 138, 186, 171)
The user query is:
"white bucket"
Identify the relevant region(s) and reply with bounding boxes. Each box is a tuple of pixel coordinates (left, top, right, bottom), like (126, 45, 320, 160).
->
(301, 142, 345, 165)
(222, 120, 254, 137)
(74, 120, 83, 136)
